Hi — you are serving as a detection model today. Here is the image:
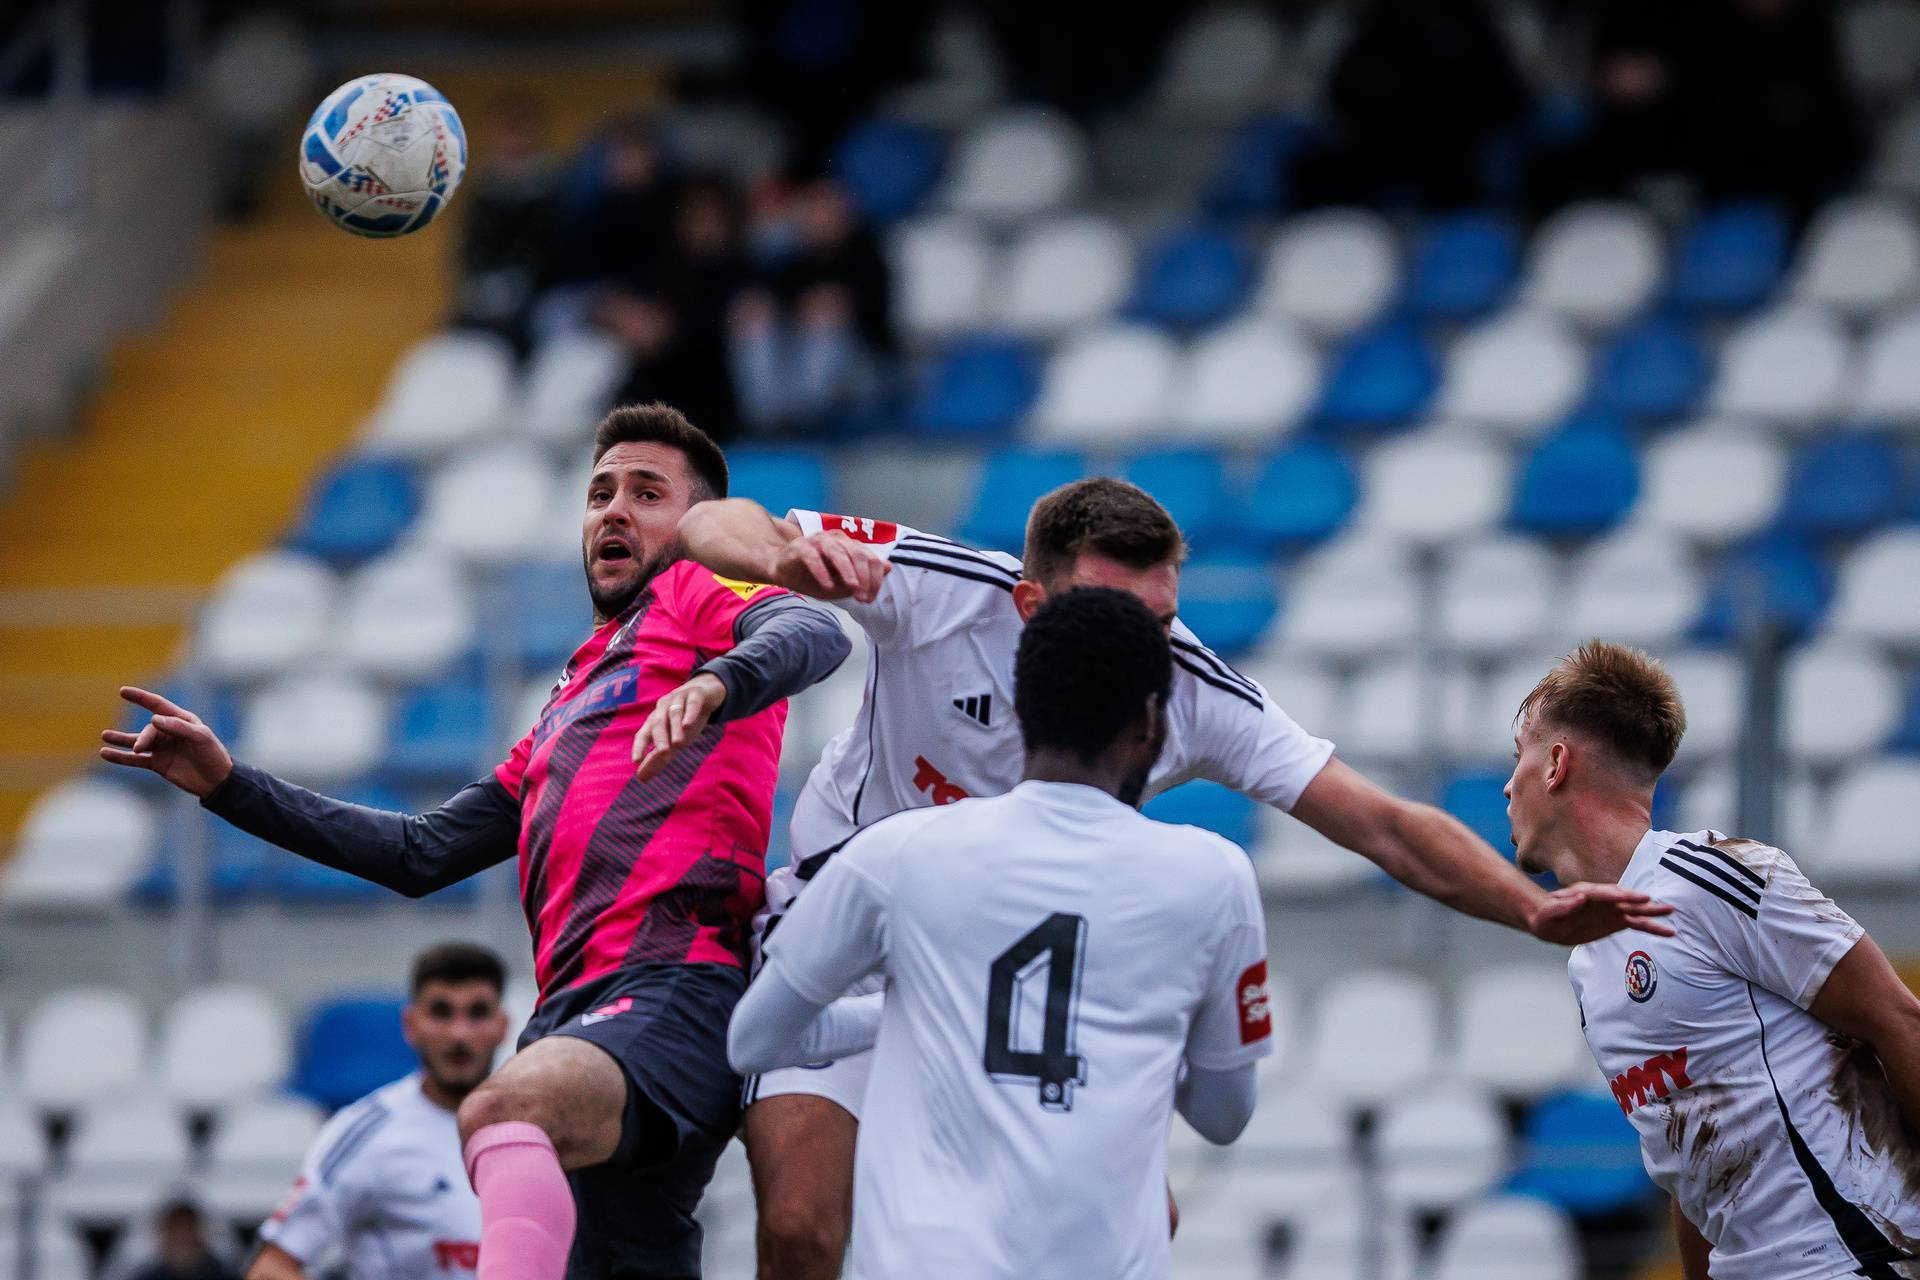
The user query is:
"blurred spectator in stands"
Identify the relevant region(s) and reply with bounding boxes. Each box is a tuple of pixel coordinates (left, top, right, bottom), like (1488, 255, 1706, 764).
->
(599, 175, 747, 439)
(124, 1200, 240, 1280)
(729, 175, 894, 435)
(1292, 0, 1531, 211)
(533, 118, 678, 341)
(454, 95, 561, 355)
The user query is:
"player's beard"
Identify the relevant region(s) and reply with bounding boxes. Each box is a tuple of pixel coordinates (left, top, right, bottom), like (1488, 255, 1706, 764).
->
(585, 537, 685, 619)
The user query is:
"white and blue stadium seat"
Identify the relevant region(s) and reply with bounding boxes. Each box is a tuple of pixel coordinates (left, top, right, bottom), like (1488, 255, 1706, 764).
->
(292, 995, 412, 1112)
(1277, 1181, 1420, 1280)
(517, 330, 632, 452)
(1505, 1090, 1652, 1217)
(1027, 324, 1178, 448)
(1851, 305, 1920, 426)
(1827, 526, 1920, 647)
(284, 457, 422, 568)
(1171, 317, 1320, 446)
(942, 108, 1088, 223)
(1710, 304, 1853, 430)
(1150, 5, 1288, 123)
(1274, 534, 1420, 658)
(1589, 315, 1709, 422)
(238, 672, 386, 786)
(910, 336, 1042, 439)
(1435, 536, 1556, 658)
(1254, 208, 1397, 339)
(1519, 201, 1664, 329)
(1697, 532, 1835, 643)
(1355, 430, 1510, 543)
(1303, 970, 1440, 1109)
(17, 988, 147, 1114)
(1667, 202, 1790, 315)
(1634, 420, 1785, 544)
(1128, 224, 1253, 332)
(727, 447, 831, 517)
(1315, 321, 1439, 430)
(833, 118, 946, 226)
(1819, 759, 1920, 886)
(1842, 0, 1920, 102)
(335, 548, 474, 684)
(158, 986, 291, 1113)
(1434, 310, 1588, 439)
(0, 1095, 49, 1194)
(890, 215, 993, 340)
(958, 447, 1087, 552)
(1254, 805, 1383, 897)
(1662, 648, 1745, 766)
(196, 550, 337, 685)
(1789, 195, 1920, 317)
(1673, 765, 1820, 874)
(47, 1093, 193, 1226)
(3, 779, 156, 912)
(994, 214, 1131, 338)
(1452, 964, 1589, 1098)
(1142, 779, 1259, 849)
(388, 673, 493, 784)
(1447, 654, 1560, 763)
(1779, 435, 1904, 538)
(1509, 413, 1640, 537)
(1375, 1083, 1510, 1213)
(1561, 528, 1701, 650)
(1874, 100, 1920, 197)
(0, 1219, 91, 1280)
(362, 331, 513, 458)
(416, 443, 555, 569)
(1242, 442, 1356, 548)
(508, 560, 595, 672)
(1783, 641, 1903, 765)
(1238, 652, 1341, 746)
(1433, 1195, 1581, 1280)
(1404, 212, 1520, 321)
(1123, 450, 1238, 551)
(199, 1094, 325, 1221)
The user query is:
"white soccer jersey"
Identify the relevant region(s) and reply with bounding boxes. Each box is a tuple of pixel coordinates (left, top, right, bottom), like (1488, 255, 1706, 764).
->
(261, 1073, 481, 1279)
(764, 780, 1276, 1280)
(779, 510, 1334, 880)
(1569, 829, 1920, 1280)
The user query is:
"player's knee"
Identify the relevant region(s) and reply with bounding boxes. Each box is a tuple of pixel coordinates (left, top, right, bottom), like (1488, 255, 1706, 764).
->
(757, 1192, 847, 1268)
(456, 1078, 555, 1149)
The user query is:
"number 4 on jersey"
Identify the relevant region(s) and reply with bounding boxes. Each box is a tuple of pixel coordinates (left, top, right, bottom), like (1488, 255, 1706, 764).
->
(984, 913, 1088, 1112)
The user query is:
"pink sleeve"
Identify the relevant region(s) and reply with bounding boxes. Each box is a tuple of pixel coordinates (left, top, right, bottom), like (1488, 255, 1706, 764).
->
(667, 561, 792, 651)
(495, 729, 534, 799)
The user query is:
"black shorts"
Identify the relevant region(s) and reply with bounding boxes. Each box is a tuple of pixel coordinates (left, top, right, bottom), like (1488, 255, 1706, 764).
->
(522, 962, 749, 1280)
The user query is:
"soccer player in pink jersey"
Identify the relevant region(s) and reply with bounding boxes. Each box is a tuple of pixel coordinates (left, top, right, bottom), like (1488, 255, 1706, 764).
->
(99, 404, 853, 1280)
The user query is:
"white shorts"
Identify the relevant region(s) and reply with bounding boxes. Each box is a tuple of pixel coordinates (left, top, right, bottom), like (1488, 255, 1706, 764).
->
(742, 1048, 874, 1120)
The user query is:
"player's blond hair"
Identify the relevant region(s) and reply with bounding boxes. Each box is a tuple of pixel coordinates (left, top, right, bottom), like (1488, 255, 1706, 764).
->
(1517, 641, 1687, 777)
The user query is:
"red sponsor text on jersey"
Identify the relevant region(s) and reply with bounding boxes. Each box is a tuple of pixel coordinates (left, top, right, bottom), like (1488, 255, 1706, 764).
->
(821, 513, 900, 545)
(269, 1176, 307, 1225)
(1238, 960, 1272, 1044)
(434, 1241, 480, 1271)
(911, 756, 971, 805)
(1611, 1046, 1692, 1114)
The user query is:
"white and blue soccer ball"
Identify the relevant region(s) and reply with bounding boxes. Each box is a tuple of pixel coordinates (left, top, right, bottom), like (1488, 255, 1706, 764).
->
(299, 73, 465, 237)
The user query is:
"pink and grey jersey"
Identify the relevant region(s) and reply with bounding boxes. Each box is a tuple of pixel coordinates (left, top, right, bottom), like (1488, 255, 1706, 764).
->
(496, 561, 792, 995)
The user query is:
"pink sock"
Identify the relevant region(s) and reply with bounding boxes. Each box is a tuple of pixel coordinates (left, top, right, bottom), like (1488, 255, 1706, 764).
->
(464, 1121, 576, 1280)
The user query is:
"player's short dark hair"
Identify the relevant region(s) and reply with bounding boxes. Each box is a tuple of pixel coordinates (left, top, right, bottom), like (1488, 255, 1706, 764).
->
(1517, 641, 1688, 778)
(410, 941, 506, 998)
(1015, 587, 1173, 763)
(1023, 478, 1188, 586)
(592, 403, 729, 502)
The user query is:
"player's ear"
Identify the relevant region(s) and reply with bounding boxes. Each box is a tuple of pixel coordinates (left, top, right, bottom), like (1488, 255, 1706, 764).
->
(400, 1003, 421, 1050)
(1545, 740, 1571, 792)
(1012, 578, 1045, 622)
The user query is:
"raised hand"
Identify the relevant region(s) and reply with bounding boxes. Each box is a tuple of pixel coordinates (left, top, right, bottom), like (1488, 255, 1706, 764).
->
(632, 673, 729, 783)
(770, 530, 888, 603)
(1528, 882, 1678, 945)
(98, 686, 235, 798)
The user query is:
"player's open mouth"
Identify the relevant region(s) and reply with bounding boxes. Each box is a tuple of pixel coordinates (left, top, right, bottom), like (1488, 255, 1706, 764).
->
(595, 540, 633, 564)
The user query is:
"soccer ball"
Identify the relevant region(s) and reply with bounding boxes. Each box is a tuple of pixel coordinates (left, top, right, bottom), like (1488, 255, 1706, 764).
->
(299, 73, 465, 237)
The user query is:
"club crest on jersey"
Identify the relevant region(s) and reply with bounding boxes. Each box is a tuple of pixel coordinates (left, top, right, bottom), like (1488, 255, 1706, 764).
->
(1237, 960, 1272, 1044)
(711, 573, 773, 602)
(582, 997, 633, 1026)
(820, 513, 897, 545)
(1625, 950, 1658, 1003)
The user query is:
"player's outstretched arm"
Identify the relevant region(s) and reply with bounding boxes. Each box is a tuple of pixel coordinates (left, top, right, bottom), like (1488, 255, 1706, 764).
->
(727, 965, 882, 1074)
(1290, 758, 1676, 944)
(679, 498, 887, 602)
(245, 1243, 310, 1280)
(1175, 1061, 1258, 1145)
(102, 686, 519, 898)
(1671, 1200, 1712, 1280)
(1809, 933, 1920, 1136)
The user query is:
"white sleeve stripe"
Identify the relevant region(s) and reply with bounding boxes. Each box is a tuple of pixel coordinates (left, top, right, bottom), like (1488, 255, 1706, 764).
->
(1174, 653, 1263, 711)
(316, 1104, 391, 1184)
(1170, 636, 1261, 703)
(892, 539, 1021, 584)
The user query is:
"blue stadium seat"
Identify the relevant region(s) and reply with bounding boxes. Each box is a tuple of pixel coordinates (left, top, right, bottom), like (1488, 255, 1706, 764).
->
(727, 448, 830, 516)
(1441, 771, 1516, 854)
(1142, 780, 1258, 849)
(1590, 317, 1709, 421)
(1127, 225, 1252, 331)
(510, 561, 595, 670)
(1123, 450, 1237, 551)
(1405, 212, 1520, 321)
(1695, 534, 1832, 642)
(1202, 115, 1308, 217)
(133, 822, 281, 907)
(1668, 203, 1789, 314)
(387, 675, 493, 783)
(1510, 414, 1639, 536)
(833, 118, 944, 224)
(1506, 1091, 1656, 1217)
(1892, 674, 1920, 754)
(959, 449, 1087, 553)
(1316, 322, 1438, 431)
(294, 994, 415, 1111)
(1778, 435, 1903, 537)
(286, 458, 421, 566)
(911, 338, 1041, 439)
(1243, 442, 1356, 548)
(1173, 555, 1280, 656)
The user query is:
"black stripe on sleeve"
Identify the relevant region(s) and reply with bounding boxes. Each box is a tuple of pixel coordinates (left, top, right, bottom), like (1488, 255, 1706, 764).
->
(1175, 654, 1264, 711)
(1663, 847, 1763, 904)
(888, 554, 1018, 593)
(1675, 838, 1767, 889)
(1171, 636, 1262, 702)
(1748, 984, 1911, 1275)
(892, 539, 1022, 584)
(1659, 857, 1759, 919)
